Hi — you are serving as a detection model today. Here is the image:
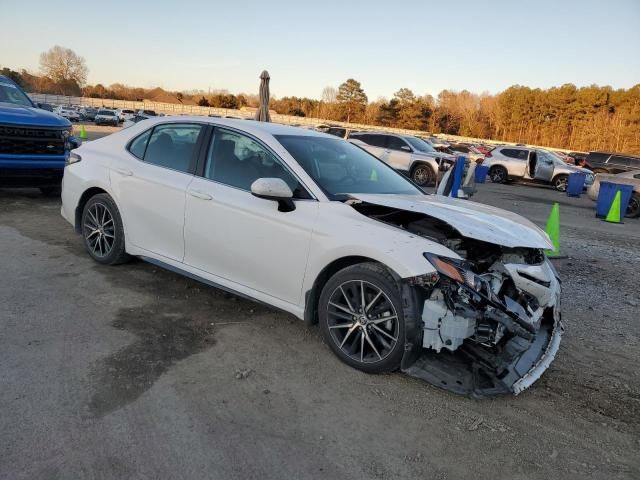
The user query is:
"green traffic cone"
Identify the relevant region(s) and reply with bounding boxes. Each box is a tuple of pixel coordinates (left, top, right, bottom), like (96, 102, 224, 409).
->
(605, 190, 622, 224)
(80, 125, 87, 140)
(545, 202, 561, 257)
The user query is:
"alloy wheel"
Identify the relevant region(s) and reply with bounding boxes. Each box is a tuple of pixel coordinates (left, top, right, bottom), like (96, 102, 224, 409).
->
(554, 176, 568, 191)
(326, 280, 399, 364)
(83, 202, 115, 258)
(412, 166, 433, 186)
(490, 168, 505, 183)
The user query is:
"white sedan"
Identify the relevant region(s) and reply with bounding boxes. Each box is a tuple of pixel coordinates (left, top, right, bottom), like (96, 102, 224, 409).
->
(54, 105, 80, 122)
(61, 117, 563, 397)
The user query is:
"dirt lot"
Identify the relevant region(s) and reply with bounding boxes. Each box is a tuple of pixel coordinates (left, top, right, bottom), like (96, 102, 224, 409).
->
(1, 182, 639, 480)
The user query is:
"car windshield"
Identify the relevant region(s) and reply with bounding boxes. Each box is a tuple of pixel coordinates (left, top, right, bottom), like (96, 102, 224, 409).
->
(405, 136, 438, 153)
(275, 135, 423, 200)
(0, 81, 33, 107)
(98, 110, 114, 115)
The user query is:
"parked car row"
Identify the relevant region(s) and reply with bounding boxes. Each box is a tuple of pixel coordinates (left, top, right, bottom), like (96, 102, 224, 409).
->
(37, 103, 160, 125)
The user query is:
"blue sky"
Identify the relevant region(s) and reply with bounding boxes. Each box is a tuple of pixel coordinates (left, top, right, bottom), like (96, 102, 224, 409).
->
(1, 0, 639, 99)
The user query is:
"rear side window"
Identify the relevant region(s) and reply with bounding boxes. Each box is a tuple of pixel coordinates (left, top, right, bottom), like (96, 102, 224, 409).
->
(610, 156, 631, 167)
(128, 129, 152, 159)
(144, 123, 203, 173)
(585, 152, 610, 164)
(361, 134, 387, 148)
(386, 136, 409, 151)
(501, 148, 528, 160)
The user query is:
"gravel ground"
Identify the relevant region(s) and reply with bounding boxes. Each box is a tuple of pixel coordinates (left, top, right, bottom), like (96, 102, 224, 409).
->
(1, 182, 638, 480)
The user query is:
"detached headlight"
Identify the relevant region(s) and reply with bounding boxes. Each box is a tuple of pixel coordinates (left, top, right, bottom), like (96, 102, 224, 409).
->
(65, 152, 82, 166)
(424, 253, 483, 291)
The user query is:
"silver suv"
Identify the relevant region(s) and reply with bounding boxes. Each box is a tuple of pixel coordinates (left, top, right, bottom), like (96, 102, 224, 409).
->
(483, 146, 594, 191)
(348, 132, 454, 186)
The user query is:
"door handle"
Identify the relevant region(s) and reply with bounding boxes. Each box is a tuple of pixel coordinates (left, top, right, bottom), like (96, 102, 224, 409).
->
(114, 168, 133, 176)
(188, 189, 212, 200)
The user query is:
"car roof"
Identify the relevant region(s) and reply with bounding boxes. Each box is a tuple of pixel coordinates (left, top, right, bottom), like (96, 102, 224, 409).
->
(142, 116, 328, 139)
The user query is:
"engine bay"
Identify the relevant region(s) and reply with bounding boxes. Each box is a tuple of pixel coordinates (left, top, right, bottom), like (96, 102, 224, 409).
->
(352, 201, 563, 397)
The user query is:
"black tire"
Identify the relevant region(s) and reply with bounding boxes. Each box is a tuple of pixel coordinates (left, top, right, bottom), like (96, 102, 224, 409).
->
(40, 186, 61, 197)
(553, 174, 568, 192)
(626, 193, 640, 218)
(318, 262, 406, 374)
(489, 165, 508, 183)
(81, 193, 130, 265)
(411, 163, 436, 186)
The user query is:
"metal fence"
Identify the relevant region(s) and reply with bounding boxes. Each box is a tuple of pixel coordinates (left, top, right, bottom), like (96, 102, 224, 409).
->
(27, 92, 568, 152)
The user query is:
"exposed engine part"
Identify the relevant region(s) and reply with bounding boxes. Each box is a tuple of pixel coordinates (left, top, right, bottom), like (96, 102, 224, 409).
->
(422, 290, 477, 352)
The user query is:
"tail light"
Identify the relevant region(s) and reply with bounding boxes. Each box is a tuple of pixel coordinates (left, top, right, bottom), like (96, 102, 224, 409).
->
(485, 150, 492, 158)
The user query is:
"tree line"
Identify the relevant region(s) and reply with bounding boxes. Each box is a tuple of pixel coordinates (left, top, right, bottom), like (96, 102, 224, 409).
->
(2, 45, 639, 154)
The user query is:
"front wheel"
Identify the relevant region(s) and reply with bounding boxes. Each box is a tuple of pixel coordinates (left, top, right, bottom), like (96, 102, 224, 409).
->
(318, 263, 405, 374)
(411, 163, 436, 186)
(553, 174, 568, 192)
(81, 193, 130, 265)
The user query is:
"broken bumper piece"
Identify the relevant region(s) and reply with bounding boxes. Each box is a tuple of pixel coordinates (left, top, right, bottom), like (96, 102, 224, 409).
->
(402, 315, 563, 398)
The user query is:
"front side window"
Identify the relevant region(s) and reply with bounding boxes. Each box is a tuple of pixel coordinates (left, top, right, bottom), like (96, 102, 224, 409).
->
(205, 129, 310, 197)
(275, 135, 422, 200)
(143, 123, 202, 173)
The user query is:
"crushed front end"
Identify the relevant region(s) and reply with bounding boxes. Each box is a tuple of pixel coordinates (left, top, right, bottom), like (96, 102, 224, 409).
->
(402, 241, 562, 397)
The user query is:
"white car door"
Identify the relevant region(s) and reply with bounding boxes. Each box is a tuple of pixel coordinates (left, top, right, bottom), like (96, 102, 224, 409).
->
(183, 127, 318, 305)
(110, 122, 205, 261)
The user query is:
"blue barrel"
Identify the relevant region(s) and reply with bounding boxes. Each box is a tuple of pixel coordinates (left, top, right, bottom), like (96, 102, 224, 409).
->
(474, 164, 489, 184)
(596, 182, 634, 218)
(566, 172, 586, 197)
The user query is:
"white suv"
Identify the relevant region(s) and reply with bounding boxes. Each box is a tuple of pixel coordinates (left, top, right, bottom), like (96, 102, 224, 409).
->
(348, 132, 454, 186)
(484, 146, 594, 191)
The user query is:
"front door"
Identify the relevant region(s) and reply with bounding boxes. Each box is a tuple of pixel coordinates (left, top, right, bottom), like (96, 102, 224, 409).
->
(110, 122, 205, 261)
(183, 127, 318, 305)
(533, 150, 555, 182)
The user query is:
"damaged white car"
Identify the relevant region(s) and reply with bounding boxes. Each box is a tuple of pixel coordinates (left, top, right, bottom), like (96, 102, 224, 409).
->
(61, 118, 562, 397)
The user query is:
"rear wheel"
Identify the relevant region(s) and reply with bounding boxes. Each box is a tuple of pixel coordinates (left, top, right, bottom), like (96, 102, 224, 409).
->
(626, 193, 640, 218)
(319, 263, 405, 374)
(81, 193, 130, 265)
(489, 165, 507, 183)
(553, 174, 568, 192)
(411, 163, 436, 186)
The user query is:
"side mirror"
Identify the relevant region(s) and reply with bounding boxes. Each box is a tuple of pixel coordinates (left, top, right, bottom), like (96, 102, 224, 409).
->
(250, 178, 296, 212)
(400, 145, 412, 152)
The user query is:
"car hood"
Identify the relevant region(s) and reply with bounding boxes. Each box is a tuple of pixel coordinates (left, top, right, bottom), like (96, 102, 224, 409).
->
(0, 102, 71, 128)
(353, 193, 553, 249)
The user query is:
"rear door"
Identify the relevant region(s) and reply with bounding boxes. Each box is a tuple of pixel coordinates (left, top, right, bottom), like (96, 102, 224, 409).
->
(500, 148, 528, 177)
(110, 122, 206, 261)
(384, 136, 413, 173)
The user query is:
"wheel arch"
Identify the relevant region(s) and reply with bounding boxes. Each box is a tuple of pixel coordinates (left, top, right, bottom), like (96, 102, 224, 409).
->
(303, 256, 398, 325)
(74, 186, 124, 235)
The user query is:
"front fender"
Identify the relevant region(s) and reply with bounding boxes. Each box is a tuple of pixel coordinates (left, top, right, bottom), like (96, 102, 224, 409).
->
(301, 202, 458, 302)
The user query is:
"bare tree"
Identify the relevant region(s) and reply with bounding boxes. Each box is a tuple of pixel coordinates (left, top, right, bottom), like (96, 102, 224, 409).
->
(39, 46, 88, 86)
(321, 86, 337, 103)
